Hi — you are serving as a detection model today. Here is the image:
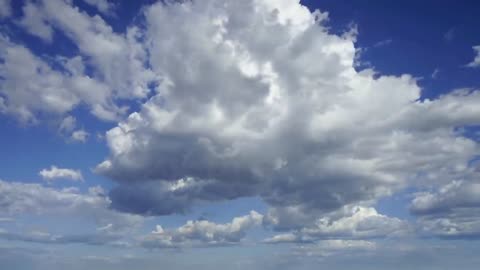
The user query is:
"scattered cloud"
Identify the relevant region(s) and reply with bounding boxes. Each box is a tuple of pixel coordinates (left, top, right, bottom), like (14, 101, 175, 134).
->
(17, 2, 54, 42)
(71, 129, 89, 143)
(466, 45, 480, 67)
(264, 206, 410, 243)
(39, 166, 83, 182)
(141, 211, 263, 248)
(1, 0, 159, 125)
(59, 116, 77, 134)
(82, 0, 115, 15)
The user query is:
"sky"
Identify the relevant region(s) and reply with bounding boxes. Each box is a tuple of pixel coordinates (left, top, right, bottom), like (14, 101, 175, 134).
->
(1, 0, 480, 269)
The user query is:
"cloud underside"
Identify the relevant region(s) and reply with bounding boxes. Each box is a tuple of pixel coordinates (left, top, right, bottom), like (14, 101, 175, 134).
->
(0, 0, 480, 251)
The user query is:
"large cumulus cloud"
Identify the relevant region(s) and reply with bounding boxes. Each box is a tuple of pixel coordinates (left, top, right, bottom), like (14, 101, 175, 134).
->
(93, 0, 480, 237)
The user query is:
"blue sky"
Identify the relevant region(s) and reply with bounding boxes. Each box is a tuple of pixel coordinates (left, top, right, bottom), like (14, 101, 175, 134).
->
(1, 0, 480, 269)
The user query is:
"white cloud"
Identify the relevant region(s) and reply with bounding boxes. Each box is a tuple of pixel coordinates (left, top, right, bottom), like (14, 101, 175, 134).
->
(2, 0, 158, 124)
(82, 0, 114, 15)
(467, 45, 480, 68)
(141, 211, 263, 248)
(0, 179, 143, 233)
(93, 1, 480, 239)
(17, 2, 54, 42)
(264, 206, 409, 243)
(2, 0, 480, 246)
(411, 180, 480, 238)
(59, 116, 77, 134)
(0, 35, 124, 123)
(71, 129, 89, 143)
(39, 166, 83, 182)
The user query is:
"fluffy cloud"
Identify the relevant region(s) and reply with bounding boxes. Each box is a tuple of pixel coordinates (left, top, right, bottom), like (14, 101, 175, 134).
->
(39, 166, 83, 182)
(467, 45, 480, 68)
(71, 129, 90, 143)
(1, 0, 158, 124)
(92, 0, 480, 240)
(411, 180, 480, 238)
(2, 0, 480, 247)
(0, 35, 125, 123)
(141, 211, 263, 248)
(21, 0, 158, 100)
(0, 37, 80, 122)
(82, 0, 114, 14)
(264, 206, 409, 243)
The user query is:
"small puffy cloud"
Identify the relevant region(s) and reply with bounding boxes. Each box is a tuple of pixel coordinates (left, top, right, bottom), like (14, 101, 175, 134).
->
(141, 211, 263, 248)
(466, 45, 480, 68)
(3, 0, 480, 248)
(39, 166, 83, 182)
(0, 35, 125, 124)
(71, 129, 89, 143)
(59, 116, 77, 134)
(58, 117, 90, 143)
